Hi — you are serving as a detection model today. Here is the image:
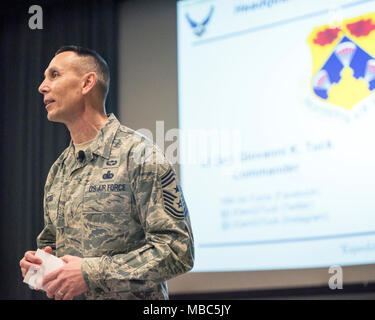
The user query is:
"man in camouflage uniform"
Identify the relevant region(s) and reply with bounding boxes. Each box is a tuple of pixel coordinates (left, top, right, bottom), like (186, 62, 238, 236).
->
(19, 46, 194, 300)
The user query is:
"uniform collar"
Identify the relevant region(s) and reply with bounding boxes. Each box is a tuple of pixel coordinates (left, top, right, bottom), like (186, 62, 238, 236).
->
(62, 113, 120, 162)
(89, 113, 120, 160)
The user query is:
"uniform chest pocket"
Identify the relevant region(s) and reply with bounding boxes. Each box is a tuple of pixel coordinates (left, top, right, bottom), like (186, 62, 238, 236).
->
(83, 183, 131, 214)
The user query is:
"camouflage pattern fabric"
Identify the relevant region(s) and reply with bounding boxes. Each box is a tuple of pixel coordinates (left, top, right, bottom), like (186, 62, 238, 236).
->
(37, 114, 194, 300)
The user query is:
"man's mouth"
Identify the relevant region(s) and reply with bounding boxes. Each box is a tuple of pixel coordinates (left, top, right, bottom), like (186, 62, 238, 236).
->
(44, 99, 55, 108)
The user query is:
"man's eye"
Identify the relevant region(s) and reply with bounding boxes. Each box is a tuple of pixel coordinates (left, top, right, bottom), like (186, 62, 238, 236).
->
(52, 72, 59, 78)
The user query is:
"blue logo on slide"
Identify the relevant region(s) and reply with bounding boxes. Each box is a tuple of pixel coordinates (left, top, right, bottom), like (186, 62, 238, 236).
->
(185, 6, 214, 37)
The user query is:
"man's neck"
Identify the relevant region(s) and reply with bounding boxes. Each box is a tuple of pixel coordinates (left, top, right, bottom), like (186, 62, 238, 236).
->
(66, 110, 108, 144)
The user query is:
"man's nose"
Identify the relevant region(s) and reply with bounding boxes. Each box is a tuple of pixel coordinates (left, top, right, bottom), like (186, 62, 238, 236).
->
(38, 79, 49, 94)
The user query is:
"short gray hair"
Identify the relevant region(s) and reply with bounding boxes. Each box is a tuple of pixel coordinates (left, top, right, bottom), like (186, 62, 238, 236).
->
(55, 45, 110, 102)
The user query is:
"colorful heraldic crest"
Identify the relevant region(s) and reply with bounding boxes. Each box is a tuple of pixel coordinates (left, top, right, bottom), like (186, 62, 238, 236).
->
(307, 12, 375, 110)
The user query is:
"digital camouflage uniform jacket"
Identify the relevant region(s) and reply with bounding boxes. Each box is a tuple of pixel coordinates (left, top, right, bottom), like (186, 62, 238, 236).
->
(37, 114, 194, 299)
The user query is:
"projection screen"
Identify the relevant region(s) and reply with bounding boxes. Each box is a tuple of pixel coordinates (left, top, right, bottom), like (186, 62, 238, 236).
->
(172, 0, 375, 294)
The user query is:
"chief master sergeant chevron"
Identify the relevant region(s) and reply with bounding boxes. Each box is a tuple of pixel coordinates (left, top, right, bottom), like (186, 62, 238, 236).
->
(19, 46, 194, 300)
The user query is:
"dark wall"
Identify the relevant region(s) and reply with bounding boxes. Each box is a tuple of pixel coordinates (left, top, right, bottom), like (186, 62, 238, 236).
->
(0, 0, 119, 299)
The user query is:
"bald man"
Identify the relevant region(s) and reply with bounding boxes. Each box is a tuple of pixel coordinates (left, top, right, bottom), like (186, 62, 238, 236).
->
(19, 46, 194, 300)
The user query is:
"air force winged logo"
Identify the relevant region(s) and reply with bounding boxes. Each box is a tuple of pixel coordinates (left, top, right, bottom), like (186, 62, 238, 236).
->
(160, 168, 187, 220)
(307, 12, 375, 110)
(185, 6, 214, 37)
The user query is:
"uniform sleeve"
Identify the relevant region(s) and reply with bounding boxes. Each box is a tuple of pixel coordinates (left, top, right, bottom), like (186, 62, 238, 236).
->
(81, 146, 194, 295)
(36, 171, 57, 253)
(36, 210, 57, 253)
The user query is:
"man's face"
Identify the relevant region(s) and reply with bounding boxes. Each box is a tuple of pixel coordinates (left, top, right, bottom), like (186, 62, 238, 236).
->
(39, 51, 85, 123)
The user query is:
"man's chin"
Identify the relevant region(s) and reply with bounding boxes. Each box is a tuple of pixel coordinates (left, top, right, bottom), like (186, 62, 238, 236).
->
(46, 111, 63, 123)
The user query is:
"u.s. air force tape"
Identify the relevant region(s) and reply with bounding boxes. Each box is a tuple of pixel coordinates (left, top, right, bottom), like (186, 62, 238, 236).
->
(160, 168, 186, 219)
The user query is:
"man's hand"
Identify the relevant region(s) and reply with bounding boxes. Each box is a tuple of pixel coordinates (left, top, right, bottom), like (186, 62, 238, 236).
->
(42, 255, 87, 300)
(19, 246, 53, 278)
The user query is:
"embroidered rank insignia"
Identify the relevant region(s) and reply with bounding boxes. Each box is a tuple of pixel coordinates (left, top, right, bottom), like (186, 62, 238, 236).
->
(161, 168, 186, 219)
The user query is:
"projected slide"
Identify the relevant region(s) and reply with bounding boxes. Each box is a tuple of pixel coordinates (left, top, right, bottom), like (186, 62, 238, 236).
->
(177, 0, 375, 272)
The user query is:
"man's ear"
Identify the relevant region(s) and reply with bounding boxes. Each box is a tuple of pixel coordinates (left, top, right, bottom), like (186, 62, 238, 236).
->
(82, 72, 97, 95)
